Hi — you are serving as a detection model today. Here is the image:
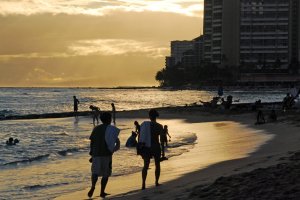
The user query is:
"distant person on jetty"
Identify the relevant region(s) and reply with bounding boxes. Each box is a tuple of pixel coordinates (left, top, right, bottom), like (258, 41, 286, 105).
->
(88, 112, 120, 198)
(160, 125, 171, 160)
(218, 84, 224, 97)
(111, 103, 116, 124)
(138, 109, 163, 190)
(255, 110, 265, 125)
(73, 96, 80, 117)
(125, 131, 138, 147)
(6, 137, 19, 145)
(89, 105, 101, 125)
(200, 97, 219, 108)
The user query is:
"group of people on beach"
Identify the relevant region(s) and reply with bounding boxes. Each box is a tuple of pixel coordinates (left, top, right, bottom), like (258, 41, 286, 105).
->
(87, 109, 168, 198)
(125, 121, 171, 160)
(73, 96, 116, 125)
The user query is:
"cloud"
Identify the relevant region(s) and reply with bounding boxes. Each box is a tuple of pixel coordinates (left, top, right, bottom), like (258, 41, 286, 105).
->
(0, 0, 203, 17)
(0, 39, 169, 60)
(68, 39, 168, 58)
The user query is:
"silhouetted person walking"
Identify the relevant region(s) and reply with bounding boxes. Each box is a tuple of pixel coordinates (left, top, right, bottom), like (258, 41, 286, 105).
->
(139, 109, 163, 190)
(73, 96, 80, 117)
(111, 103, 116, 124)
(160, 125, 171, 159)
(88, 112, 120, 198)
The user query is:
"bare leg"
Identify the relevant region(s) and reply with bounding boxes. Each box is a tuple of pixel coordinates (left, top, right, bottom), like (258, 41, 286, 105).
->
(142, 157, 150, 190)
(161, 143, 165, 158)
(88, 174, 98, 197)
(100, 177, 109, 197)
(154, 156, 161, 186)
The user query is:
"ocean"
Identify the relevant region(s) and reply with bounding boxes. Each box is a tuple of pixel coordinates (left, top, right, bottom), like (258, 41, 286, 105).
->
(0, 87, 284, 199)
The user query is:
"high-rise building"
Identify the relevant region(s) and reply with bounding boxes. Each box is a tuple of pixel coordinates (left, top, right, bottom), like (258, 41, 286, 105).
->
(165, 37, 204, 69)
(170, 40, 194, 65)
(203, 0, 300, 70)
(203, 0, 240, 66)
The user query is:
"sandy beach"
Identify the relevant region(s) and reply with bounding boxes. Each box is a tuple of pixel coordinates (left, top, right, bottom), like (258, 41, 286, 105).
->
(54, 107, 300, 200)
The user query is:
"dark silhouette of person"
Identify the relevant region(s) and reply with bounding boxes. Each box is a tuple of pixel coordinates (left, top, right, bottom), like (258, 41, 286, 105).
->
(125, 131, 138, 147)
(88, 112, 120, 198)
(6, 137, 19, 145)
(111, 103, 116, 124)
(134, 121, 141, 140)
(160, 125, 171, 159)
(269, 110, 277, 122)
(218, 84, 224, 97)
(6, 137, 14, 145)
(73, 96, 80, 117)
(139, 109, 163, 190)
(255, 110, 265, 125)
(89, 105, 101, 125)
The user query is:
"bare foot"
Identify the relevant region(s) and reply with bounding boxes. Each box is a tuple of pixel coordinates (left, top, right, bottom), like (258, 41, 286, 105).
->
(100, 192, 110, 198)
(87, 187, 95, 198)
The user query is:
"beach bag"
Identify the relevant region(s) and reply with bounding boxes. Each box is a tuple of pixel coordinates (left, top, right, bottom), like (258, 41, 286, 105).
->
(136, 142, 151, 157)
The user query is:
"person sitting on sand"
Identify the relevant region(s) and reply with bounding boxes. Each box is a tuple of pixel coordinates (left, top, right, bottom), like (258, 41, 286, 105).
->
(89, 105, 101, 125)
(125, 131, 138, 147)
(139, 109, 163, 190)
(268, 110, 277, 122)
(255, 110, 265, 125)
(88, 112, 120, 198)
(200, 97, 220, 108)
(160, 125, 171, 159)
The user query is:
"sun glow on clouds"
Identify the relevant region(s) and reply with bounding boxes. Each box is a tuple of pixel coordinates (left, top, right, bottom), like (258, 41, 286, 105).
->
(0, 39, 168, 59)
(0, 0, 203, 17)
(69, 39, 168, 58)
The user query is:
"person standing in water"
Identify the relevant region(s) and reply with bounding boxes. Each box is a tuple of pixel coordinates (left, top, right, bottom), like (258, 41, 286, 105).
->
(139, 109, 163, 190)
(111, 103, 116, 124)
(73, 96, 80, 117)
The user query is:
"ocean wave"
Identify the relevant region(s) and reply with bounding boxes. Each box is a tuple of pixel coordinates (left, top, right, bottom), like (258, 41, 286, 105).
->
(168, 133, 197, 148)
(57, 148, 82, 156)
(23, 182, 69, 191)
(3, 154, 50, 166)
(3, 147, 86, 166)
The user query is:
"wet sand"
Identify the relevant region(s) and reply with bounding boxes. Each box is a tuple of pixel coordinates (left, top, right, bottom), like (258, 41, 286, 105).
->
(55, 108, 300, 200)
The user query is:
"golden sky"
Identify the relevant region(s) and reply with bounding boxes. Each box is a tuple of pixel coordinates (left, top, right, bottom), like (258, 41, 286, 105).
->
(0, 0, 203, 87)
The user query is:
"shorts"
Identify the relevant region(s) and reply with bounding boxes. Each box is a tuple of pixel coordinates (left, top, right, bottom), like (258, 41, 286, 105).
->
(91, 156, 112, 177)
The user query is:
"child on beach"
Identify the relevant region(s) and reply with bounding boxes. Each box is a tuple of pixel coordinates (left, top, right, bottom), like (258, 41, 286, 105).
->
(160, 125, 171, 160)
(125, 131, 138, 147)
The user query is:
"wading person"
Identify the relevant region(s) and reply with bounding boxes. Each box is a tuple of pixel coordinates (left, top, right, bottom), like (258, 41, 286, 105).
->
(138, 109, 163, 190)
(88, 112, 120, 198)
(73, 96, 80, 117)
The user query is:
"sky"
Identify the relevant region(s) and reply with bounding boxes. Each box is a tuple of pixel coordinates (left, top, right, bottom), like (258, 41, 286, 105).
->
(0, 0, 203, 87)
